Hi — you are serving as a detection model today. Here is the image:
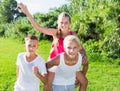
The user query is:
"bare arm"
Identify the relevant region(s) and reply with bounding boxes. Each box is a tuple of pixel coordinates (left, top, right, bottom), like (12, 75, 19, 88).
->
(46, 55, 60, 69)
(79, 45, 88, 75)
(82, 63, 88, 75)
(18, 3, 57, 36)
(32, 66, 47, 84)
(44, 56, 60, 91)
(79, 45, 87, 63)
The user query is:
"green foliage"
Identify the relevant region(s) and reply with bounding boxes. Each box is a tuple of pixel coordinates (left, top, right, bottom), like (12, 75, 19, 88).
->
(102, 15, 120, 58)
(0, 0, 21, 23)
(0, 17, 40, 40)
(102, 27, 120, 58)
(70, 0, 118, 41)
(0, 24, 6, 36)
(83, 40, 110, 62)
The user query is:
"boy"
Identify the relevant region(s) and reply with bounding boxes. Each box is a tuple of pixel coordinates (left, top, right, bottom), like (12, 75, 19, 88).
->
(14, 35, 47, 91)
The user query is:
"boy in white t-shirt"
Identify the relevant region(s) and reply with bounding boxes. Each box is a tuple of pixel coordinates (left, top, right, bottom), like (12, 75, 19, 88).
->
(45, 35, 83, 91)
(14, 35, 47, 91)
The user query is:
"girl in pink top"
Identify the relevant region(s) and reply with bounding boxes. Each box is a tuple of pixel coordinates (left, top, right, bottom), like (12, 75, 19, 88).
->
(18, 3, 88, 91)
(50, 30, 74, 59)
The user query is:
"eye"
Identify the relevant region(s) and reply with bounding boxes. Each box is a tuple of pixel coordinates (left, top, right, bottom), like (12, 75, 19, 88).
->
(28, 44, 31, 47)
(33, 45, 36, 48)
(61, 22, 63, 24)
(67, 46, 71, 49)
(74, 47, 77, 49)
(65, 22, 68, 25)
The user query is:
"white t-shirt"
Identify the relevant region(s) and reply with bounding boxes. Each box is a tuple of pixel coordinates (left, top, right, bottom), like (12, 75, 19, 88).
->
(14, 52, 47, 91)
(52, 53, 82, 85)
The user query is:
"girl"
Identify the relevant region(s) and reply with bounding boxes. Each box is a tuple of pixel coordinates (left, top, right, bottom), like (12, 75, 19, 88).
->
(46, 35, 82, 91)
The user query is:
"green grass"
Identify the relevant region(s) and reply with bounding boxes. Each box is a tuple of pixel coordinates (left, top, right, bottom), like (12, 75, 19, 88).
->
(0, 37, 120, 91)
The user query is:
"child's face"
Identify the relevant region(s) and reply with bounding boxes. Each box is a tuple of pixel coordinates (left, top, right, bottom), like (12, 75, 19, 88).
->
(25, 39, 38, 54)
(57, 16, 71, 31)
(64, 40, 79, 59)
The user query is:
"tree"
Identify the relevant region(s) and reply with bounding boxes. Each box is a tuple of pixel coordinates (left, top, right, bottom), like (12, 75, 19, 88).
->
(0, 0, 23, 23)
(102, 15, 120, 58)
(68, 0, 120, 41)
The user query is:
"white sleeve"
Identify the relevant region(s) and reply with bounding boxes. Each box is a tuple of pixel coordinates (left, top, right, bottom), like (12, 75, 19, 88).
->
(38, 59, 47, 75)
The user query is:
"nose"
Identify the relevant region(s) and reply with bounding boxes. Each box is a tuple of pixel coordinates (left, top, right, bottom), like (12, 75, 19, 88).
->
(30, 46, 34, 50)
(70, 48, 74, 53)
(61, 23, 65, 27)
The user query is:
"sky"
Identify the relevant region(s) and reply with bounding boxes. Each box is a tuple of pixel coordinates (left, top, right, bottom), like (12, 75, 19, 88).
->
(16, 0, 69, 14)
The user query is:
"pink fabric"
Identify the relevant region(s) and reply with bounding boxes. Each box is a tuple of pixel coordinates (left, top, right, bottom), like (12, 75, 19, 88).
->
(49, 31, 74, 59)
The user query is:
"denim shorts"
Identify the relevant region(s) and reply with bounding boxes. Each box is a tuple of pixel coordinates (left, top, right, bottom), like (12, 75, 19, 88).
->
(52, 84, 75, 91)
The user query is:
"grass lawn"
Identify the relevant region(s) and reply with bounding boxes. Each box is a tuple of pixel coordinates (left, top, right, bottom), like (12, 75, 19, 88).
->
(0, 37, 120, 91)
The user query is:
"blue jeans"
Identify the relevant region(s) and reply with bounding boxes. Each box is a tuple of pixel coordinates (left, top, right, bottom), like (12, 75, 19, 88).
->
(52, 84, 75, 91)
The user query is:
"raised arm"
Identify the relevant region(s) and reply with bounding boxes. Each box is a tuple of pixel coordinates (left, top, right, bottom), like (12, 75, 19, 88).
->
(18, 3, 57, 36)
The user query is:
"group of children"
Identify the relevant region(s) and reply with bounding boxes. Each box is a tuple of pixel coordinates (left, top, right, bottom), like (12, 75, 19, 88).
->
(14, 2, 88, 91)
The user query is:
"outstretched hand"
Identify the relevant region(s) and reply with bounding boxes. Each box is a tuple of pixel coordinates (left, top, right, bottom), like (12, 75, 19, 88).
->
(18, 3, 29, 15)
(32, 66, 39, 76)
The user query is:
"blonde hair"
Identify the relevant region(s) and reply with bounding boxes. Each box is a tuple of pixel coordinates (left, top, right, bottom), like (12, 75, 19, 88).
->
(58, 12, 71, 23)
(63, 35, 80, 46)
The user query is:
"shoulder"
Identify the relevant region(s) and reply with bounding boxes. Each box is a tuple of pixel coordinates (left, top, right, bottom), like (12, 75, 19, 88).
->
(17, 52, 25, 57)
(69, 30, 76, 35)
(48, 55, 60, 65)
(36, 55, 45, 63)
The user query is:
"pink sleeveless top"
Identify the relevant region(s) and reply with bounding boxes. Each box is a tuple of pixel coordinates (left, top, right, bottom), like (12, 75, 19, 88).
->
(49, 30, 74, 59)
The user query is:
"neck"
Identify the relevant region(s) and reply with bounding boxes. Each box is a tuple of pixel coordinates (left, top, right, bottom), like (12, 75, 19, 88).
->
(64, 53, 78, 61)
(64, 53, 78, 65)
(26, 53, 37, 62)
(62, 30, 70, 38)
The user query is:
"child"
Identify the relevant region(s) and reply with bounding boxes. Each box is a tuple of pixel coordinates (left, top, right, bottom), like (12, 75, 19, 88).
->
(18, 3, 88, 91)
(46, 35, 83, 91)
(14, 35, 47, 91)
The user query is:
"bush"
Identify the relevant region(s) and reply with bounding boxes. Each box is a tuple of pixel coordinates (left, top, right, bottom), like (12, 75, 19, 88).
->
(102, 26, 120, 59)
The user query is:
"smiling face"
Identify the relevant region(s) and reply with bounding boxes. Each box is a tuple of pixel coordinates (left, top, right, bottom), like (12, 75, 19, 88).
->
(57, 12, 71, 32)
(64, 35, 80, 59)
